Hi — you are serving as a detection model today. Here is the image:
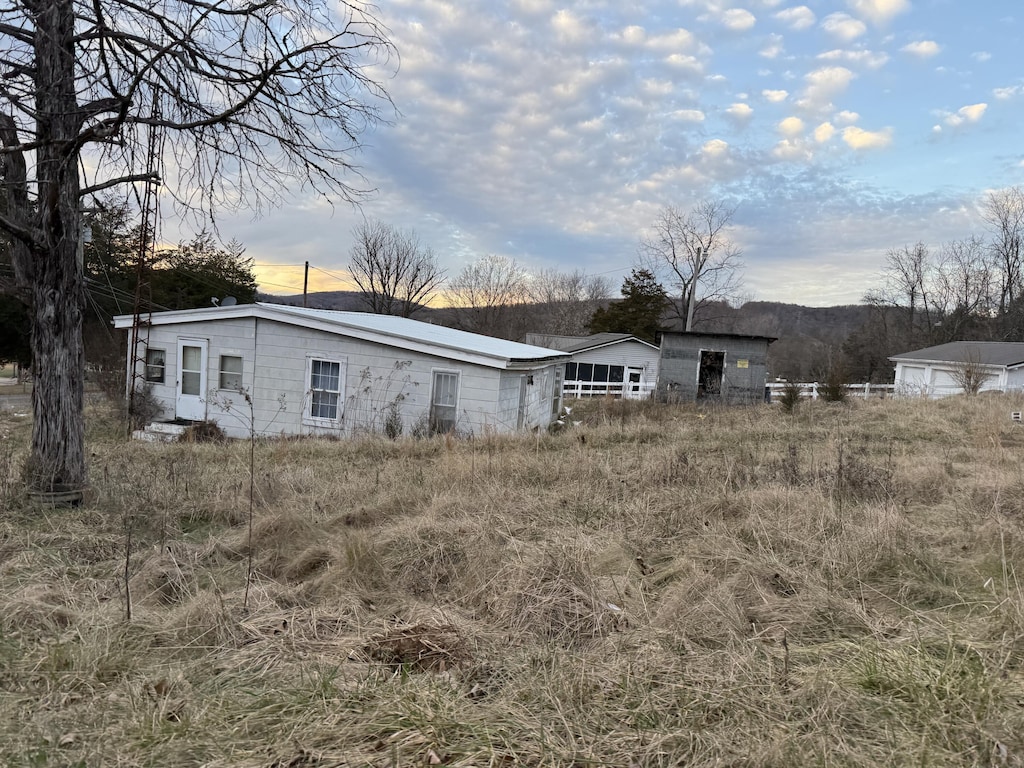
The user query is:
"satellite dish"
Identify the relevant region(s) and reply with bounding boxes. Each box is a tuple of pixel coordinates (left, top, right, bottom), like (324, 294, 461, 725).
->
(221, 296, 238, 306)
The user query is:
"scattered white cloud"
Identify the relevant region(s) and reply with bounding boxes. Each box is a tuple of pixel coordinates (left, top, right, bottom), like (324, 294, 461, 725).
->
(227, 0, 1021, 309)
(665, 53, 704, 75)
(670, 109, 706, 122)
(944, 103, 988, 127)
(902, 40, 942, 58)
(641, 78, 675, 97)
(725, 102, 754, 122)
(821, 13, 867, 42)
(511, 0, 554, 13)
(797, 66, 856, 114)
(775, 6, 816, 30)
(722, 8, 757, 31)
(550, 9, 591, 45)
(813, 122, 836, 142)
(617, 25, 647, 46)
(778, 116, 805, 137)
(761, 33, 784, 58)
(646, 28, 699, 51)
(701, 139, 730, 157)
(817, 49, 889, 69)
(847, 0, 911, 25)
(772, 138, 812, 161)
(842, 125, 893, 149)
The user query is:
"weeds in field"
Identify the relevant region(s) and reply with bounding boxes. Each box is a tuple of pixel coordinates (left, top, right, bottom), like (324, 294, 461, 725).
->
(2, 395, 1024, 766)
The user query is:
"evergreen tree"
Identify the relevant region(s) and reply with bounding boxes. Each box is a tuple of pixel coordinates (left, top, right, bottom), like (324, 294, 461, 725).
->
(589, 268, 668, 343)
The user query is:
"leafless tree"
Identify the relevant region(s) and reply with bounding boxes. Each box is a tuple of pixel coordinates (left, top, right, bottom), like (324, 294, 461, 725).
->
(448, 255, 530, 339)
(949, 352, 993, 396)
(348, 221, 445, 317)
(638, 200, 744, 331)
(879, 242, 937, 342)
(527, 268, 612, 335)
(983, 187, 1024, 315)
(935, 236, 996, 338)
(0, 0, 393, 492)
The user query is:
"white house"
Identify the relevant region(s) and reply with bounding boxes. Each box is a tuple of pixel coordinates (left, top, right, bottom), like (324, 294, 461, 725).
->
(890, 341, 1024, 396)
(522, 333, 659, 399)
(112, 303, 570, 438)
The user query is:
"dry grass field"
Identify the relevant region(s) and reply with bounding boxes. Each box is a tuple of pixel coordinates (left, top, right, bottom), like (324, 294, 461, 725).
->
(2, 394, 1024, 767)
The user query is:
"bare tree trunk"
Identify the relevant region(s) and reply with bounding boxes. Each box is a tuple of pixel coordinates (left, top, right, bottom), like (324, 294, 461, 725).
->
(22, 0, 86, 491)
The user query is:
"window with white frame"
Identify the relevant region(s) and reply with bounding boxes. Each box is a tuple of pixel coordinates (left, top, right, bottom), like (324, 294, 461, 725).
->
(219, 355, 243, 390)
(430, 370, 459, 434)
(307, 358, 343, 422)
(144, 348, 165, 383)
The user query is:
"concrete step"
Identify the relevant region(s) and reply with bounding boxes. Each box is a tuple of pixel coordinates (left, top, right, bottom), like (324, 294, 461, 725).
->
(132, 421, 189, 443)
(147, 421, 188, 435)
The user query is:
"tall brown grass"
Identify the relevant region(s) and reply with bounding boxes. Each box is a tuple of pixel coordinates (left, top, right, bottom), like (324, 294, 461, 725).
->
(1, 394, 1023, 766)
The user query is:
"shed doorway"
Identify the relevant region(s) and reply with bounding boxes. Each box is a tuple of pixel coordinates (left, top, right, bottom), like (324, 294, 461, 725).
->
(697, 350, 725, 398)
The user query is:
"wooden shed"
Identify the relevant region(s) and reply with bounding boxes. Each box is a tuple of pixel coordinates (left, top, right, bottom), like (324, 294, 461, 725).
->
(656, 331, 776, 404)
(113, 303, 569, 439)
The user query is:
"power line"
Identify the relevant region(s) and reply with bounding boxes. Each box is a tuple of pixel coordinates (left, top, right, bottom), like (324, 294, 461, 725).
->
(309, 265, 353, 284)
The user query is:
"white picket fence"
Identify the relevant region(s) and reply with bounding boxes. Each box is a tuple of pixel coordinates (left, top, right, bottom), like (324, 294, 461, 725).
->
(562, 380, 656, 400)
(765, 381, 895, 401)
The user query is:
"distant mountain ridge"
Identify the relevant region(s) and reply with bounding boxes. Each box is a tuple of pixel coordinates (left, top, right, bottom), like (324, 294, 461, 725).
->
(259, 291, 873, 380)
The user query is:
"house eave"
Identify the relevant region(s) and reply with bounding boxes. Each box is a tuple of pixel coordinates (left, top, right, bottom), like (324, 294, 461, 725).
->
(889, 356, 1017, 369)
(113, 304, 571, 371)
(571, 338, 659, 354)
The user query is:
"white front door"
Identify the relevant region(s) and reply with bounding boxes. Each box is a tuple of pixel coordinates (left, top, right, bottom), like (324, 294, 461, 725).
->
(625, 367, 644, 399)
(176, 339, 208, 421)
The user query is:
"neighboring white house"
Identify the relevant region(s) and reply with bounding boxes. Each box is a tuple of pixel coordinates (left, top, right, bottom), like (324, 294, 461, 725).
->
(112, 303, 570, 438)
(522, 333, 659, 399)
(890, 341, 1024, 396)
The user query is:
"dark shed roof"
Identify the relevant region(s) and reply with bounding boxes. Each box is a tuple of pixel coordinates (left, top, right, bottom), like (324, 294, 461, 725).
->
(890, 341, 1024, 367)
(658, 330, 778, 344)
(522, 333, 657, 353)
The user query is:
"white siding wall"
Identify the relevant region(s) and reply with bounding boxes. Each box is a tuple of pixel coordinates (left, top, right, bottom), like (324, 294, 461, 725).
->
(565, 341, 659, 397)
(135, 318, 258, 433)
(496, 365, 561, 432)
(1007, 368, 1024, 390)
(497, 371, 523, 430)
(895, 361, 1005, 398)
(130, 317, 564, 438)
(570, 341, 659, 372)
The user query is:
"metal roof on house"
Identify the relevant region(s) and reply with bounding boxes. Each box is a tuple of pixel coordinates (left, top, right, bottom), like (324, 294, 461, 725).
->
(521, 332, 657, 353)
(112, 303, 570, 370)
(890, 341, 1024, 368)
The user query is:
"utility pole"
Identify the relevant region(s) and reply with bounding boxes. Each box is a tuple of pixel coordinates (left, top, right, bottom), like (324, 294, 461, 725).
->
(684, 247, 703, 332)
(302, 261, 309, 308)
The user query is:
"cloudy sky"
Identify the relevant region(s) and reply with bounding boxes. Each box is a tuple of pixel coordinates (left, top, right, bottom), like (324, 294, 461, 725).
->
(219, 0, 1023, 307)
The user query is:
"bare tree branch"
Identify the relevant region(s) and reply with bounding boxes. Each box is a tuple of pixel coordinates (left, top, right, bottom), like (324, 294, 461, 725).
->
(348, 220, 446, 318)
(449, 255, 530, 339)
(0, 0, 395, 493)
(637, 200, 744, 331)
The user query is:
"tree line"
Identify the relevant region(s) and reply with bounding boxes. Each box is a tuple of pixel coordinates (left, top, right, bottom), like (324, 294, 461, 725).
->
(0, 197, 258, 369)
(346, 198, 743, 345)
(842, 187, 1024, 381)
